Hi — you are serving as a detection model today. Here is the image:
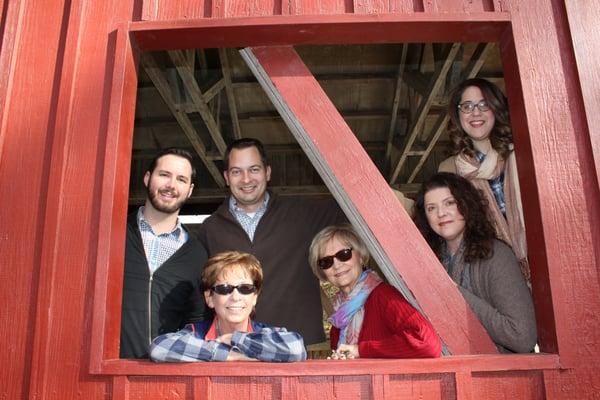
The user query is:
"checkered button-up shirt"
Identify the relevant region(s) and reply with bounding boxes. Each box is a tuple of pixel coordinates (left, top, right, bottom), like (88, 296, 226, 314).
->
(475, 151, 506, 215)
(137, 207, 188, 273)
(149, 320, 307, 362)
(228, 192, 270, 242)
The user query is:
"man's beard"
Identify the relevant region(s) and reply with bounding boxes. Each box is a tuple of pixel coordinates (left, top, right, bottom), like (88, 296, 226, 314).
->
(147, 186, 186, 214)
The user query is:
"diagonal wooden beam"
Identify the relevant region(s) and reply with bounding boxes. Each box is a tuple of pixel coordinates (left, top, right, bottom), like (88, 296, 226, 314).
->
(168, 49, 227, 156)
(141, 53, 225, 187)
(389, 43, 461, 184)
(385, 44, 409, 161)
(219, 48, 242, 140)
(241, 45, 497, 355)
(202, 78, 225, 103)
(406, 42, 496, 183)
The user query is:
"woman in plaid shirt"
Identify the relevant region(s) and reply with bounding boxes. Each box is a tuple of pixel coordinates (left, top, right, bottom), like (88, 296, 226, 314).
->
(150, 251, 306, 362)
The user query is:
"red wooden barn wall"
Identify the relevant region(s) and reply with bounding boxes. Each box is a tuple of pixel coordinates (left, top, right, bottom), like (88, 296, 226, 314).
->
(1, 0, 599, 399)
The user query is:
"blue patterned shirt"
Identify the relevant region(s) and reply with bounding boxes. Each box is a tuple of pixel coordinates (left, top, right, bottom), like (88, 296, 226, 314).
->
(137, 207, 188, 273)
(150, 319, 307, 362)
(228, 192, 270, 242)
(475, 152, 506, 215)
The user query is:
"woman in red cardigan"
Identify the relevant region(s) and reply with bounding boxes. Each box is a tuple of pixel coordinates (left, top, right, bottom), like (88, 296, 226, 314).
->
(308, 224, 441, 359)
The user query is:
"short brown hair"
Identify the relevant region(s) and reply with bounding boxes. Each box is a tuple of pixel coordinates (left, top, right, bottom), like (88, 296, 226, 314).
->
(308, 224, 370, 281)
(201, 251, 264, 294)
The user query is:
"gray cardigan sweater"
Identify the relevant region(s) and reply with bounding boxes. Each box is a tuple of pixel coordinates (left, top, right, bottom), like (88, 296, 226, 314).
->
(446, 239, 537, 353)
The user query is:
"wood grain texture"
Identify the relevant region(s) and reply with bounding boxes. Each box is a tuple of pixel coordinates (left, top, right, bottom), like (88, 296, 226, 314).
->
(285, 0, 352, 15)
(388, 373, 456, 399)
(503, 0, 600, 376)
(142, 0, 211, 20)
(471, 371, 545, 400)
(0, 1, 72, 399)
(212, 0, 281, 18)
(129, 376, 192, 399)
(241, 44, 496, 354)
(1, 0, 599, 399)
(130, 14, 510, 51)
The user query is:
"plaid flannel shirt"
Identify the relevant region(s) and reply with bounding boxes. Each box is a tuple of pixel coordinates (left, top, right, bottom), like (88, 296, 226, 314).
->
(150, 320, 306, 362)
(475, 151, 506, 215)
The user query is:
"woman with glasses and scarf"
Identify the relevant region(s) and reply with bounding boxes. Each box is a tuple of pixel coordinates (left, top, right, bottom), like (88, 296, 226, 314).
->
(150, 251, 306, 362)
(414, 172, 537, 353)
(438, 78, 529, 283)
(308, 224, 441, 359)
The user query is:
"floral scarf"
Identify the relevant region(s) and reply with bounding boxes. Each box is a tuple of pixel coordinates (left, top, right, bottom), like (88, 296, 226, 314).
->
(329, 269, 383, 346)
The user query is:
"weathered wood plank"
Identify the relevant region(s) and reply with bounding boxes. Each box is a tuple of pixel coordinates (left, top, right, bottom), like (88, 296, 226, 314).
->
(471, 371, 545, 400)
(285, 0, 352, 15)
(240, 45, 497, 354)
(212, 0, 280, 18)
(130, 14, 510, 51)
(502, 0, 600, 375)
(564, 1, 600, 193)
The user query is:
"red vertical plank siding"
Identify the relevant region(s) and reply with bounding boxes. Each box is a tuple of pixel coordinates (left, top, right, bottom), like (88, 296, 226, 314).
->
(27, 0, 134, 396)
(212, 0, 281, 18)
(499, 33, 558, 352)
(503, 0, 600, 390)
(285, 0, 352, 15)
(353, 0, 421, 13)
(470, 371, 545, 400)
(142, 0, 211, 20)
(0, 1, 70, 399)
(563, 1, 600, 194)
(423, 0, 493, 12)
(246, 45, 496, 354)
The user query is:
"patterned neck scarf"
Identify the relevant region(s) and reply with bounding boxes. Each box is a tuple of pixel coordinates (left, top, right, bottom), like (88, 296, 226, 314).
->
(329, 269, 382, 346)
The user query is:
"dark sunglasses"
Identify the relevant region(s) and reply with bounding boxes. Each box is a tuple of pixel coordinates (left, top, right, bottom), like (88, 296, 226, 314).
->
(318, 248, 353, 270)
(211, 284, 257, 296)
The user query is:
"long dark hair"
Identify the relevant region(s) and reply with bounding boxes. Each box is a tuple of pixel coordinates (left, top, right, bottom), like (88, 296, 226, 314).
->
(414, 172, 496, 263)
(447, 78, 513, 160)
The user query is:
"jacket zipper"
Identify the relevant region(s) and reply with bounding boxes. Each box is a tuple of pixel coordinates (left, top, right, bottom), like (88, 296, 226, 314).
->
(148, 272, 154, 347)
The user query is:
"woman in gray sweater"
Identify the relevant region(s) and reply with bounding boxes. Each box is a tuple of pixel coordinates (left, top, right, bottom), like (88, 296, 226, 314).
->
(414, 172, 537, 353)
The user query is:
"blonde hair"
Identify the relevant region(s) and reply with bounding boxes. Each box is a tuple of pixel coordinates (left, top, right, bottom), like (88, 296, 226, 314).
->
(201, 251, 263, 294)
(308, 224, 370, 281)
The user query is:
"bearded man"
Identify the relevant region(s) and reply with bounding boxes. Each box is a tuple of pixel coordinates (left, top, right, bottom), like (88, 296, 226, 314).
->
(120, 148, 210, 358)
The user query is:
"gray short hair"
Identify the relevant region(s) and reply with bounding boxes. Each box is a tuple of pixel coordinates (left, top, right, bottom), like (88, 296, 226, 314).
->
(308, 224, 370, 281)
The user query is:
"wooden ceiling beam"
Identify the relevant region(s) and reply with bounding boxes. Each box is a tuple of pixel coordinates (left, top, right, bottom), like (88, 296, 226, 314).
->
(168, 49, 228, 156)
(219, 48, 242, 139)
(388, 42, 462, 184)
(202, 78, 225, 103)
(385, 44, 409, 161)
(406, 42, 496, 183)
(141, 52, 225, 187)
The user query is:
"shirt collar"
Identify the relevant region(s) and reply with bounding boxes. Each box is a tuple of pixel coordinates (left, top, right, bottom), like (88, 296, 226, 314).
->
(137, 206, 184, 237)
(228, 191, 270, 215)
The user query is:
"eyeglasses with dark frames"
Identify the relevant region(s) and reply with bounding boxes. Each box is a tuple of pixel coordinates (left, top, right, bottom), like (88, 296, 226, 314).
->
(457, 100, 490, 114)
(210, 284, 257, 296)
(318, 248, 353, 270)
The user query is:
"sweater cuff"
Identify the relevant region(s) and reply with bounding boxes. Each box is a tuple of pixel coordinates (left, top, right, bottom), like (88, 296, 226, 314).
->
(210, 341, 231, 361)
(230, 331, 247, 348)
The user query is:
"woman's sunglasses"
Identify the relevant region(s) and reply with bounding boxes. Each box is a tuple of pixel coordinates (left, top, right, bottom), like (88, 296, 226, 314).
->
(211, 284, 257, 295)
(318, 248, 353, 270)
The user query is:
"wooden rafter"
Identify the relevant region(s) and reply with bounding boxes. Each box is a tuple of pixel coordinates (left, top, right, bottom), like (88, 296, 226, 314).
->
(219, 48, 242, 139)
(241, 45, 497, 355)
(388, 43, 461, 184)
(385, 44, 409, 161)
(168, 50, 227, 156)
(406, 42, 495, 183)
(141, 53, 225, 187)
